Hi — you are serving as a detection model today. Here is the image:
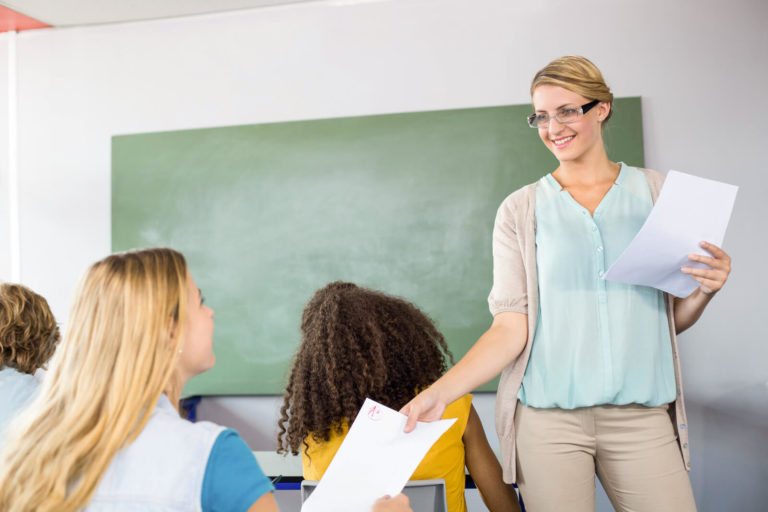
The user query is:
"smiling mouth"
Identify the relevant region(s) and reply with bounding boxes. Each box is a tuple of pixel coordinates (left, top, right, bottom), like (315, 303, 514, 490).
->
(551, 135, 574, 148)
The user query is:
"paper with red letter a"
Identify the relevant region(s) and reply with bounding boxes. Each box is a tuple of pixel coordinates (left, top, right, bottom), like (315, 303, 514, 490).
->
(301, 398, 455, 512)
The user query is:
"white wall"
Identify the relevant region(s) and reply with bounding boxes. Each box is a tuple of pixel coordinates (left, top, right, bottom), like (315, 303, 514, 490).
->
(2, 0, 767, 510)
(0, 34, 12, 281)
(685, 401, 768, 511)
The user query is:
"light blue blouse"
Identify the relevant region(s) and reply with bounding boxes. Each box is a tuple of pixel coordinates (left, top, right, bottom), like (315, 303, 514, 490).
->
(519, 163, 677, 409)
(0, 367, 39, 437)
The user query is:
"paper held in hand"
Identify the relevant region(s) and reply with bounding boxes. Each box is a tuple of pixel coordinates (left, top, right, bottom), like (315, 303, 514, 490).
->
(603, 170, 737, 298)
(300, 398, 456, 512)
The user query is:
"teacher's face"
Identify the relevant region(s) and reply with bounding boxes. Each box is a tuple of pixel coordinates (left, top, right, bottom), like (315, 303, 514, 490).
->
(532, 85, 607, 164)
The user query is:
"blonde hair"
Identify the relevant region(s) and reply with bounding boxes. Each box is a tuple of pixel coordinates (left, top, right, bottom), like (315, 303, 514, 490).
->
(530, 55, 614, 123)
(0, 248, 189, 512)
(0, 283, 60, 374)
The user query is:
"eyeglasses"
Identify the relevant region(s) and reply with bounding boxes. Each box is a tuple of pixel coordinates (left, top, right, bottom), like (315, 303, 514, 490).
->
(527, 99, 600, 129)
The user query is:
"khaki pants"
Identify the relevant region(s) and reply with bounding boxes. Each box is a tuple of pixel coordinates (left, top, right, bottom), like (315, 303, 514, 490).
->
(514, 402, 696, 512)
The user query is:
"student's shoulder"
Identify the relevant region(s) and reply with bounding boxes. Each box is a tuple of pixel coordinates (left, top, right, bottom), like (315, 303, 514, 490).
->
(207, 428, 254, 460)
(0, 367, 38, 390)
(444, 394, 473, 415)
(202, 429, 274, 511)
(0, 368, 38, 404)
(147, 399, 227, 447)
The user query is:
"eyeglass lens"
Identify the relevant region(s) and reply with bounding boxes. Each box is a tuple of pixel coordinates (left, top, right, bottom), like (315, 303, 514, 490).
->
(527, 100, 599, 128)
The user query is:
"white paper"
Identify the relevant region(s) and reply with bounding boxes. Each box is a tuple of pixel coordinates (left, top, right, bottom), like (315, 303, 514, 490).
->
(301, 398, 456, 512)
(603, 170, 737, 298)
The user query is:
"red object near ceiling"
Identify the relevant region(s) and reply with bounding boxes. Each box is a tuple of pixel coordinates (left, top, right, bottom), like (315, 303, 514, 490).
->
(0, 4, 51, 33)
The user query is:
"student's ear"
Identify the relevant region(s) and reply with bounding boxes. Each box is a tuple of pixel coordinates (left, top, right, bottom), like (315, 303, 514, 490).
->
(168, 317, 179, 348)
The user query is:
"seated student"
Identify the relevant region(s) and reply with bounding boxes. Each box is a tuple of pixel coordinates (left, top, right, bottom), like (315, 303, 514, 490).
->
(278, 282, 521, 512)
(0, 283, 60, 436)
(0, 249, 278, 511)
(0, 250, 413, 512)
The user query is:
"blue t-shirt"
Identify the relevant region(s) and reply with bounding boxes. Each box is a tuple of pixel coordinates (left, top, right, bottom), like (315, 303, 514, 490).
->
(202, 429, 274, 511)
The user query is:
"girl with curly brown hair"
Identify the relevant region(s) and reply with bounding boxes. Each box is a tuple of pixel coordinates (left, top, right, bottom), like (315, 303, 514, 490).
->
(0, 283, 60, 436)
(278, 281, 520, 512)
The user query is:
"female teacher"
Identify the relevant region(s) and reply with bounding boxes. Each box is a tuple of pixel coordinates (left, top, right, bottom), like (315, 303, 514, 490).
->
(402, 56, 731, 512)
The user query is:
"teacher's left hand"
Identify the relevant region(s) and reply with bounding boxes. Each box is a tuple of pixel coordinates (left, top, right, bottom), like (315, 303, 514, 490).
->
(681, 241, 732, 296)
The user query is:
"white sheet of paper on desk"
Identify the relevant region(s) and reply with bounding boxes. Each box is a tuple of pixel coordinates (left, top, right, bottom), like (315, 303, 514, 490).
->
(603, 170, 737, 298)
(300, 398, 455, 512)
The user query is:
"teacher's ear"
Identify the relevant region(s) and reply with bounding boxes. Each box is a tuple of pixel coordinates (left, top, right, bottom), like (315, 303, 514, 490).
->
(597, 101, 612, 124)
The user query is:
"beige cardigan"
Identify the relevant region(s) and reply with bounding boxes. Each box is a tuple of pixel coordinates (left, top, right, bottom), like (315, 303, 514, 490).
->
(488, 168, 691, 483)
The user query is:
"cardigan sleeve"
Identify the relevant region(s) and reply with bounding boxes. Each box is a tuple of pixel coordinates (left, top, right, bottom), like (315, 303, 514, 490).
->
(487, 193, 528, 316)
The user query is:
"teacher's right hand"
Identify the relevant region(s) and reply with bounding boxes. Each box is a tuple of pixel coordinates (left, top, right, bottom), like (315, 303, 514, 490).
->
(400, 386, 447, 433)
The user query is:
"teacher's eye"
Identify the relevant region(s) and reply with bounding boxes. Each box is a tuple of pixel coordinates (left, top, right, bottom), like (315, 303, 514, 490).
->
(527, 113, 549, 128)
(557, 108, 579, 121)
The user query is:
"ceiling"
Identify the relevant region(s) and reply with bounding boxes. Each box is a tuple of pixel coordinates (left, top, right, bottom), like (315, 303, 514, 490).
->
(0, 0, 320, 29)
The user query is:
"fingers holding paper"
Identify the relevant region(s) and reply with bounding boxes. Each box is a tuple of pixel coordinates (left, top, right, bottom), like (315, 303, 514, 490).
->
(372, 494, 412, 512)
(681, 241, 732, 295)
(400, 387, 447, 433)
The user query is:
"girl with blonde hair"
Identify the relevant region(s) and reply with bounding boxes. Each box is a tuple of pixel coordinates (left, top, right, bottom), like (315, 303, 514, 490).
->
(402, 56, 731, 511)
(0, 248, 276, 512)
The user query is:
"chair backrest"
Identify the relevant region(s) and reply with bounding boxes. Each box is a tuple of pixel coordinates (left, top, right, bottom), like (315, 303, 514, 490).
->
(300, 478, 448, 512)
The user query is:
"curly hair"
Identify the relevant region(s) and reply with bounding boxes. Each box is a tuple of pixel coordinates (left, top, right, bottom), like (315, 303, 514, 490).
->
(0, 283, 60, 374)
(277, 281, 453, 456)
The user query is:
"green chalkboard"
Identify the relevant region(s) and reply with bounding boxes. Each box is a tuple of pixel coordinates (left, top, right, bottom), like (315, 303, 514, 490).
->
(112, 98, 644, 395)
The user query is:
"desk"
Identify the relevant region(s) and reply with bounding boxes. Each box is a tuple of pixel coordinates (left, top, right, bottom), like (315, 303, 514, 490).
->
(253, 451, 525, 512)
(253, 452, 303, 511)
(254, 451, 303, 490)
(253, 451, 482, 490)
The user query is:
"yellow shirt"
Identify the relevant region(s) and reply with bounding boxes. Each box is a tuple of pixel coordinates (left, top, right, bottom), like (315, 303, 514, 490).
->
(302, 394, 473, 512)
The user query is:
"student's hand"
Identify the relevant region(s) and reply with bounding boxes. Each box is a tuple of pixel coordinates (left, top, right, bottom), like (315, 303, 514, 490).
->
(372, 494, 412, 512)
(681, 241, 732, 295)
(400, 387, 447, 433)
